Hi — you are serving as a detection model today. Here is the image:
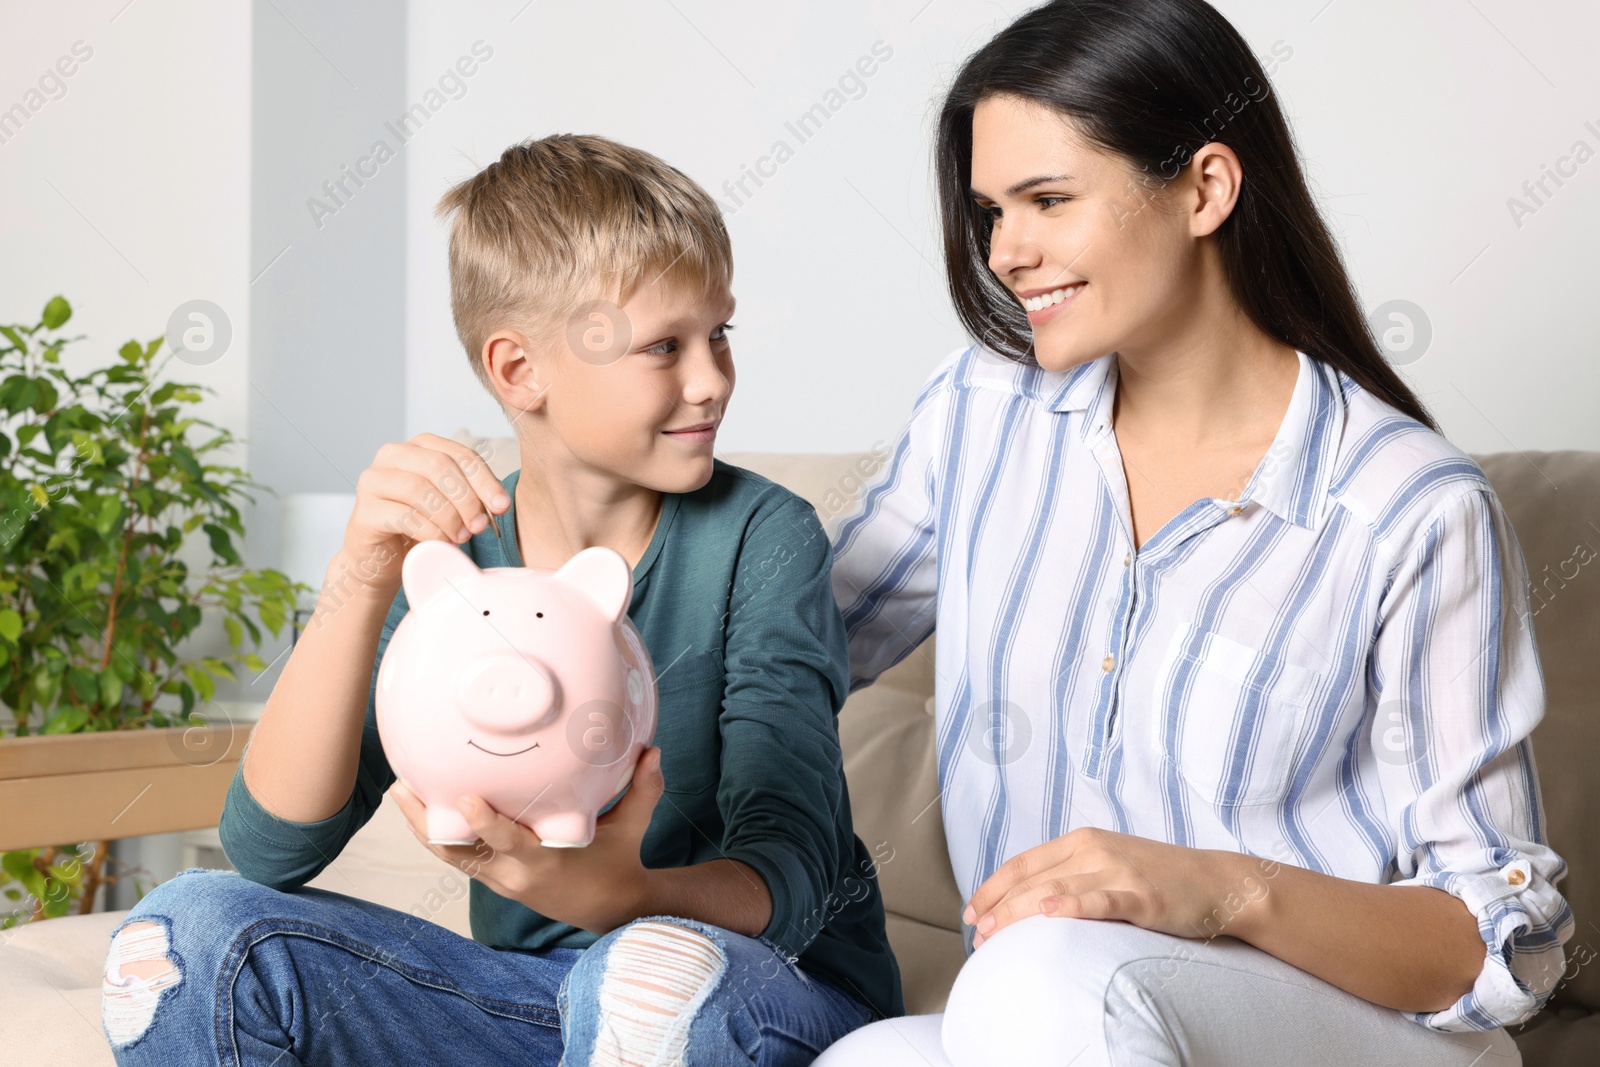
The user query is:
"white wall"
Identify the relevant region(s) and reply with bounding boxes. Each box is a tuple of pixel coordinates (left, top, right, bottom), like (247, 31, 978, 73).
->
(404, 0, 973, 454)
(0, 0, 251, 440)
(402, 0, 1600, 459)
(245, 1, 407, 559)
(1240, 1, 1600, 460)
(5, 0, 1596, 489)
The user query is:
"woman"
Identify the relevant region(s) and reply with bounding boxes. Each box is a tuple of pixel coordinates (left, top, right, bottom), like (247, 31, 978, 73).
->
(818, 1, 1571, 1064)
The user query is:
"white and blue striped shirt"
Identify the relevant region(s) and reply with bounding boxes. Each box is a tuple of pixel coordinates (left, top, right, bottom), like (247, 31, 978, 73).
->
(830, 344, 1572, 1033)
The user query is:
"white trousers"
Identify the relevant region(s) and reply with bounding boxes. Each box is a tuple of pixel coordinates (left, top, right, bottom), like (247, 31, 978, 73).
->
(816, 914, 1521, 1067)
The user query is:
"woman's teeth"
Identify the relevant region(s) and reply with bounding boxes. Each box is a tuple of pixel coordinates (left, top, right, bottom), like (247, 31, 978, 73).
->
(1022, 283, 1085, 312)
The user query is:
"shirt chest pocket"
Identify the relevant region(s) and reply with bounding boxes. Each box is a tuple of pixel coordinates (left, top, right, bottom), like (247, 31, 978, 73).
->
(652, 647, 725, 796)
(1154, 624, 1322, 807)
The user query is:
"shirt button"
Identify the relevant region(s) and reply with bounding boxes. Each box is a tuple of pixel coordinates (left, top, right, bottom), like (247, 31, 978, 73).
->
(1102, 654, 1116, 672)
(1123, 551, 1131, 567)
(1227, 505, 1243, 517)
(1507, 868, 1527, 886)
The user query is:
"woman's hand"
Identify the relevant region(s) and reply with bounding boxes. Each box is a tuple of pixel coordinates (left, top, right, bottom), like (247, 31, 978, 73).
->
(962, 827, 1271, 947)
(389, 747, 666, 934)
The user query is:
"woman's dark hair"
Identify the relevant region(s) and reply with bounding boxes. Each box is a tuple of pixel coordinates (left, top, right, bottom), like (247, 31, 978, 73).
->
(936, 0, 1437, 429)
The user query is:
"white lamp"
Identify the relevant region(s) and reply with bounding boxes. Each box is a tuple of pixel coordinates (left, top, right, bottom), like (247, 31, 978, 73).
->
(279, 492, 357, 645)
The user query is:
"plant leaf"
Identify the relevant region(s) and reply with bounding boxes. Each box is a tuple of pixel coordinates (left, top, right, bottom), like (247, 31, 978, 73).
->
(1, 850, 36, 884)
(98, 669, 123, 709)
(42, 704, 89, 734)
(203, 522, 241, 566)
(66, 666, 97, 703)
(41, 296, 71, 330)
(96, 496, 121, 535)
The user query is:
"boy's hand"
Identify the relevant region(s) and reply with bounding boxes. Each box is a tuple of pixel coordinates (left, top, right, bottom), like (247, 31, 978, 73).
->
(388, 747, 667, 934)
(340, 433, 510, 601)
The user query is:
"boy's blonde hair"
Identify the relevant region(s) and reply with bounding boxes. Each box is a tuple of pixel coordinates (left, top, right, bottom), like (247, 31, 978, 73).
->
(435, 133, 733, 395)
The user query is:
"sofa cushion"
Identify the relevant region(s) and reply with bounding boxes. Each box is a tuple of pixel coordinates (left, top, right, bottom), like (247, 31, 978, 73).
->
(1511, 1007, 1600, 1067)
(0, 908, 122, 1060)
(836, 680, 961, 934)
(1475, 452, 1599, 1014)
(883, 912, 964, 1015)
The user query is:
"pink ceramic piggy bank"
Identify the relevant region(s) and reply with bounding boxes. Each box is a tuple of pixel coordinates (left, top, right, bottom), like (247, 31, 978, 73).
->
(375, 540, 657, 847)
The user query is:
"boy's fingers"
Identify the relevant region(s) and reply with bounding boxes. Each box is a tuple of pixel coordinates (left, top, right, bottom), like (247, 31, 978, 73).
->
(368, 443, 491, 541)
(388, 784, 436, 848)
(414, 433, 511, 530)
(609, 748, 664, 833)
(636, 747, 663, 789)
(457, 794, 527, 854)
(631, 748, 664, 802)
(360, 467, 478, 543)
(437, 436, 511, 515)
(410, 448, 488, 538)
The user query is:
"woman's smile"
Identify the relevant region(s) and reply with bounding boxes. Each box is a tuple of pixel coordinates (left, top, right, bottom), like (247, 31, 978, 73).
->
(1019, 282, 1087, 326)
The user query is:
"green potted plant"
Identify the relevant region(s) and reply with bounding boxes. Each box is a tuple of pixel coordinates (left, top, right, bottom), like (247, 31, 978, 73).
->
(0, 295, 305, 924)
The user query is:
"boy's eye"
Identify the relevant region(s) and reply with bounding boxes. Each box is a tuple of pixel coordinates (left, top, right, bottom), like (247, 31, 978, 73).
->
(1035, 196, 1070, 209)
(644, 322, 735, 356)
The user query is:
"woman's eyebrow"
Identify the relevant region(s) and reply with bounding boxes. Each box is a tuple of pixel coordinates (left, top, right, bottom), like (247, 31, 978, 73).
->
(970, 173, 1076, 199)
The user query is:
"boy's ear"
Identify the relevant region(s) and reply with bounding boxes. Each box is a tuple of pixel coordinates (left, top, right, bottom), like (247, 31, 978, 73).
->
(482, 329, 551, 413)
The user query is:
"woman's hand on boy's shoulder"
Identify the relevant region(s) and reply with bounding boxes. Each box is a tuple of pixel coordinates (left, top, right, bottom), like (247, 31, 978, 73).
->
(387, 748, 665, 934)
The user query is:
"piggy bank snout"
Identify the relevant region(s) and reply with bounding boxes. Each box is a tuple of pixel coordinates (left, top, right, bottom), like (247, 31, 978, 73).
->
(457, 652, 560, 735)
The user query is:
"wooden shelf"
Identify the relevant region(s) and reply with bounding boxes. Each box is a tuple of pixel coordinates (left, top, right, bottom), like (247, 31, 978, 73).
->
(0, 725, 252, 851)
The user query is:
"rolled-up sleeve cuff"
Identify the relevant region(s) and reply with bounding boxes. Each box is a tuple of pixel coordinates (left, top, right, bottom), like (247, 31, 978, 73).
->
(721, 841, 822, 962)
(1396, 860, 1574, 1032)
(218, 766, 358, 890)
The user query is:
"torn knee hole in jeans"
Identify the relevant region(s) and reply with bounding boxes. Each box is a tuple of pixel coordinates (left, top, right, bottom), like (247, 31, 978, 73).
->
(593, 921, 727, 1067)
(103, 920, 181, 1047)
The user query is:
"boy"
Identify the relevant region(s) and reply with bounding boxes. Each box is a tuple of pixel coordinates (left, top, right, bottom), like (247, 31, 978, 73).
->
(101, 133, 902, 1066)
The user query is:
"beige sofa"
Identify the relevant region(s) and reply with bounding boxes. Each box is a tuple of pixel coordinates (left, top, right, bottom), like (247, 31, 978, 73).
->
(2, 443, 1595, 1065)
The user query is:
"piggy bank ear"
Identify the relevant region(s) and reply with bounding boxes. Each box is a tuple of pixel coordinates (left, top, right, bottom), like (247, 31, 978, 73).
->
(552, 546, 632, 623)
(402, 540, 483, 610)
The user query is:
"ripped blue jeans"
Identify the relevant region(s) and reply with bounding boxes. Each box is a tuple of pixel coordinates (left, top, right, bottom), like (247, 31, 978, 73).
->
(101, 869, 874, 1066)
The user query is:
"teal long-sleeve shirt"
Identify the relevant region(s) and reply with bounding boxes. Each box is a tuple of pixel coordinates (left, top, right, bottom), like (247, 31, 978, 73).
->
(219, 459, 904, 1020)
